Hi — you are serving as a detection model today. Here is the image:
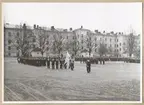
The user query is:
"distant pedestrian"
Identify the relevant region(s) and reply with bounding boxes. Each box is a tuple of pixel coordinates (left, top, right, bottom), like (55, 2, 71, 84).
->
(86, 59, 91, 73)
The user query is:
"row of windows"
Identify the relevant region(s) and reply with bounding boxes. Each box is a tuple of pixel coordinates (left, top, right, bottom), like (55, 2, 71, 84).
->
(7, 46, 19, 50)
(8, 32, 20, 37)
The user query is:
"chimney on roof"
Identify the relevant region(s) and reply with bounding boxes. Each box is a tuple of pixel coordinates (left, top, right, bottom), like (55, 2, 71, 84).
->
(51, 26, 55, 30)
(34, 24, 36, 29)
(110, 31, 114, 34)
(70, 28, 72, 31)
(23, 23, 26, 29)
(81, 26, 83, 29)
(64, 29, 67, 32)
(95, 30, 98, 33)
(37, 25, 39, 29)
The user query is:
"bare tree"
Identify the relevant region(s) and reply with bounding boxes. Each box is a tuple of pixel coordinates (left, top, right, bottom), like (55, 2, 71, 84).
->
(107, 46, 114, 56)
(70, 32, 81, 56)
(98, 43, 108, 57)
(36, 28, 50, 56)
(85, 32, 95, 57)
(52, 31, 65, 55)
(126, 33, 136, 57)
(12, 24, 34, 57)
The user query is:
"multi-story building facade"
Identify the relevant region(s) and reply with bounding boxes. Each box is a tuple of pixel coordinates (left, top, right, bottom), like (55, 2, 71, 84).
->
(4, 23, 140, 58)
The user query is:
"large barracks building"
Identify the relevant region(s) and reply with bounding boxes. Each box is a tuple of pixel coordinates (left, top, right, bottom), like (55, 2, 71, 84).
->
(4, 23, 140, 58)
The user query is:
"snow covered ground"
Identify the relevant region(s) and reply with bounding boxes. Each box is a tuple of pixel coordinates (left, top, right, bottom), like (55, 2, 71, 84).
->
(4, 58, 141, 101)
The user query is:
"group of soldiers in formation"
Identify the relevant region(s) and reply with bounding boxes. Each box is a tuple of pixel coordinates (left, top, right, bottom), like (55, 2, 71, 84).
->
(17, 55, 107, 73)
(17, 55, 75, 71)
(46, 56, 75, 70)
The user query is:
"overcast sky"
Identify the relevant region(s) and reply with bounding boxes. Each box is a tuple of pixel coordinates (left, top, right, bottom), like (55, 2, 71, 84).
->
(2, 3, 142, 34)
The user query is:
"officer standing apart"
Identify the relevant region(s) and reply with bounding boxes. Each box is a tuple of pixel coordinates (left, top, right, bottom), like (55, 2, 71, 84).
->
(86, 59, 91, 73)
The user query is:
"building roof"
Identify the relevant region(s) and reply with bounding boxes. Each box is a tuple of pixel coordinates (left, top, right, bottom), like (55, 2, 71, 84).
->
(73, 28, 91, 32)
(32, 47, 42, 52)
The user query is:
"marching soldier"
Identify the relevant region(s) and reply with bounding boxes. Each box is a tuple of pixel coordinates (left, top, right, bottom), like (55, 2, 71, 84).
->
(69, 59, 71, 69)
(86, 59, 91, 73)
(60, 58, 63, 69)
(70, 55, 75, 70)
(64, 59, 67, 69)
(46, 57, 50, 69)
(56, 58, 59, 69)
(17, 57, 20, 63)
(102, 57, 105, 65)
(51, 58, 55, 69)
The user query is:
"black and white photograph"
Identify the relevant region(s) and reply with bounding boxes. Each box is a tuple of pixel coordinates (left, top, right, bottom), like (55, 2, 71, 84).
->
(2, 3, 142, 102)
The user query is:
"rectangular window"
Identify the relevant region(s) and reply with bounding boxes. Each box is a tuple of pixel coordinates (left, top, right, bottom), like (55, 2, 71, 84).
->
(120, 43, 121, 46)
(8, 32, 11, 37)
(120, 48, 121, 51)
(95, 44, 97, 47)
(110, 38, 112, 42)
(105, 38, 107, 41)
(8, 40, 11, 44)
(95, 38, 97, 41)
(8, 53, 11, 56)
(17, 32, 19, 37)
(17, 40, 19, 44)
(8, 46, 11, 50)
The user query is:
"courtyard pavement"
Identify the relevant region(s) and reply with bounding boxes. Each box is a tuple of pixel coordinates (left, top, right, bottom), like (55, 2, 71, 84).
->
(4, 58, 141, 101)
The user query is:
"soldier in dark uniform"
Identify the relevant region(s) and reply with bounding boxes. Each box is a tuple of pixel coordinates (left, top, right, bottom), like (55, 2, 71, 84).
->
(56, 58, 59, 69)
(70, 56, 75, 71)
(69, 59, 71, 69)
(86, 59, 91, 73)
(64, 60, 67, 69)
(99, 57, 102, 64)
(60, 58, 62, 69)
(46, 57, 50, 69)
(17, 57, 20, 63)
(95, 58, 98, 64)
(102, 57, 105, 65)
(51, 58, 55, 69)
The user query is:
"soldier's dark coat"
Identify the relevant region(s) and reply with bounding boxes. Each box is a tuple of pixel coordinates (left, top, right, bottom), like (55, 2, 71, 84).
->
(56, 59, 59, 69)
(86, 60, 91, 73)
(46, 58, 50, 69)
(51, 59, 55, 69)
